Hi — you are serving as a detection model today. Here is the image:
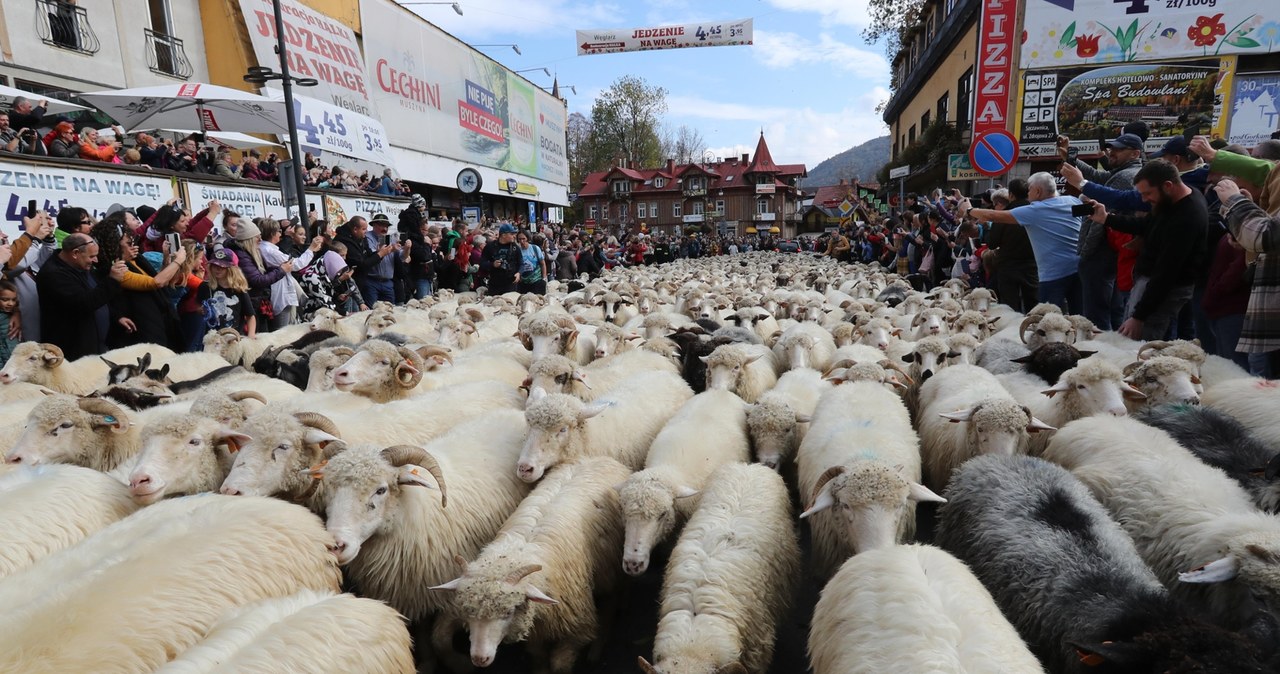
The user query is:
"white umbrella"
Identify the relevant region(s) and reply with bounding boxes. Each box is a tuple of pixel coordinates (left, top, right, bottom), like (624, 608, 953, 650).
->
(0, 84, 86, 115)
(159, 130, 284, 150)
(79, 83, 289, 135)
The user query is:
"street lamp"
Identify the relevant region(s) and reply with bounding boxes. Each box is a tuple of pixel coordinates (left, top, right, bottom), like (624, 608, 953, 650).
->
(400, 2, 462, 15)
(540, 84, 577, 95)
(471, 44, 521, 55)
(243, 0, 318, 226)
(516, 67, 551, 78)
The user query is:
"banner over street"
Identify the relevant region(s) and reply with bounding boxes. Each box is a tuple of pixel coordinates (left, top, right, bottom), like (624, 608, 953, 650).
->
(576, 19, 752, 56)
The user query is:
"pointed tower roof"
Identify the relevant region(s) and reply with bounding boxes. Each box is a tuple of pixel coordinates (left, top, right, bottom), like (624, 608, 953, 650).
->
(747, 131, 779, 174)
(551, 77, 561, 99)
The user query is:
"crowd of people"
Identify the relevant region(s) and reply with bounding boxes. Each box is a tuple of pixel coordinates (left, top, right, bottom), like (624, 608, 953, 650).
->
(817, 126, 1280, 380)
(0, 96, 413, 196)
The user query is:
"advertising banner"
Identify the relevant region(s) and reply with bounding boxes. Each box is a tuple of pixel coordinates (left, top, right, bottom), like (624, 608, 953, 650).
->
(262, 89, 393, 166)
(324, 193, 409, 223)
(1021, 0, 1277, 70)
(185, 180, 322, 221)
(359, 0, 569, 187)
(974, 0, 1018, 135)
(239, 0, 375, 118)
(1016, 61, 1223, 158)
(1228, 72, 1280, 148)
(0, 162, 174, 237)
(948, 154, 986, 180)
(575, 18, 752, 55)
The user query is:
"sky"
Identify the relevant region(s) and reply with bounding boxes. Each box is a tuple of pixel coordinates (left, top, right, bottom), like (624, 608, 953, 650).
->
(403, 0, 892, 171)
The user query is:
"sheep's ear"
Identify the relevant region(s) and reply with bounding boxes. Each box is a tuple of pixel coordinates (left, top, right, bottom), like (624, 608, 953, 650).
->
(429, 577, 464, 592)
(528, 387, 547, 403)
(939, 409, 975, 423)
(525, 585, 559, 605)
(799, 481, 836, 519)
(1178, 556, 1240, 583)
(398, 464, 440, 492)
(1010, 353, 1035, 364)
(89, 413, 129, 434)
(1121, 383, 1148, 401)
(794, 412, 812, 423)
(217, 431, 253, 453)
(1026, 416, 1057, 433)
(1041, 380, 1071, 398)
(303, 429, 341, 447)
(1077, 350, 1097, 359)
(395, 360, 422, 388)
(907, 482, 946, 503)
(823, 368, 847, 383)
(744, 352, 765, 364)
(673, 485, 699, 499)
(578, 400, 613, 421)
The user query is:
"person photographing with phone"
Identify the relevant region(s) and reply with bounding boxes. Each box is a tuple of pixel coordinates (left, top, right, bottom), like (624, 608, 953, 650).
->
(481, 224, 523, 295)
(35, 232, 126, 360)
(357, 213, 406, 305)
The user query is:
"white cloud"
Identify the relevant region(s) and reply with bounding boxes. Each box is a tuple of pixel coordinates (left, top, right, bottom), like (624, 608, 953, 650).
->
(666, 89, 891, 170)
(400, 0, 621, 39)
(752, 30, 889, 79)
(763, 0, 875, 29)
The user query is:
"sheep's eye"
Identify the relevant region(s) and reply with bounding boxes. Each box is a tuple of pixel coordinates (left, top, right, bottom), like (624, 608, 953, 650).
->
(188, 438, 201, 447)
(59, 421, 74, 429)
(374, 486, 388, 496)
(1076, 384, 1086, 390)
(379, 360, 389, 366)
(559, 426, 569, 434)
(275, 444, 290, 453)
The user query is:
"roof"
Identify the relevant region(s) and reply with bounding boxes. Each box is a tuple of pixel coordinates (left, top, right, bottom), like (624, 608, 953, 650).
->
(746, 132, 780, 174)
(577, 134, 807, 198)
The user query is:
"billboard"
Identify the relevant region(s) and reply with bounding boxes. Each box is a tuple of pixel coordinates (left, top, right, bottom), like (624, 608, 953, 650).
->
(239, 0, 375, 118)
(973, 0, 1017, 135)
(575, 19, 753, 55)
(1228, 72, 1280, 148)
(1017, 60, 1225, 158)
(359, 0, 569, 187)
(1021, 0, 1276, 70)
(0, 162, 174, 237)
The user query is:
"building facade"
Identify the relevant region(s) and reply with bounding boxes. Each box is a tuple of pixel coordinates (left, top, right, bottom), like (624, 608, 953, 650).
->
(576, 133, 806, 238)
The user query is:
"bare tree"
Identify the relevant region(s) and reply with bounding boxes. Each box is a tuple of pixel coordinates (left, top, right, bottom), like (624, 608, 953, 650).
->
(661, 124, 707, 165)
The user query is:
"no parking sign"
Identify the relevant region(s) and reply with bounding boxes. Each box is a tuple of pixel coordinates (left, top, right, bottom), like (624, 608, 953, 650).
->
(969, 130, 1019, 178)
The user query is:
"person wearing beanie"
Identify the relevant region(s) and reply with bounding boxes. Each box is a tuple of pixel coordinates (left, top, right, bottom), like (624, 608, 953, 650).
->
(223, 218, 291, 332)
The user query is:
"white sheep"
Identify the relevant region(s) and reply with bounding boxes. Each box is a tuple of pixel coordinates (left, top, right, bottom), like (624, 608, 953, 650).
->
(855, 317, 898, 350)
(771, 322, 837, 372)
(5, 395, 139, 473)
(997, 359, 1147, 454)
(431, 457, 631, 672)
(618, 389, 751, 575)
(1204, 377, 1280, 449)
(808, 544, 1044, 674)
(305, 345, 355, 391)
(201, 323, 310, 367)
(638, 464, 800, 674)
(0, 495, 341, 674)
(329, 380, 526, 447)
(331, 340, 427, 403)
(1121, 356, 1202, 409)
(521, 311, 598, 365)
(1044, 416, 1280, 630)
(702, 343, 780, 403)
(962, 287, 998, 314)
(945, 333, 980, 365)
(0, 464, 138, 579)
(125, 412, 246, 505)
(518, 370, 693, 482)
(153, 590, 414, 674)
(797, 382, 940, 580)
(917, 364, 1055, 491)
(526, 350, 678, 401)
(910, 307, 952, 340)
(0, 342, 166, 394)
(746, 368, 832, 470)
(1018, 312, 1074, 350)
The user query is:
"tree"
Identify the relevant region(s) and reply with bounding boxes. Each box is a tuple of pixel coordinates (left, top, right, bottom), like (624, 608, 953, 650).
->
(566, 111, 592, 188)
(863, 0, 925, 88)
(586, 75, 668, 171)
(661, 124, 707, 165)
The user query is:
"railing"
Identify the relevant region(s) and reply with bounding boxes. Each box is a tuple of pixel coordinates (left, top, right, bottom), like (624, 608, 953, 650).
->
(145, 29, 194, 79)
(35, 0, 100, 55)
(682, 187, 707, 197)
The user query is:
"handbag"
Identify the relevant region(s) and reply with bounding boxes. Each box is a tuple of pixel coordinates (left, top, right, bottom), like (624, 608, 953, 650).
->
(919, 247, 936, 274)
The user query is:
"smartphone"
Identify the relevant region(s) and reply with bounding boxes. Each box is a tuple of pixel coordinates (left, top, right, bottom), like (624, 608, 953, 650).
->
(166, 232, 182, 254)
(309, 203, 316, 212)
(26, 199, 37, 218)
(174, 198, 184, 210)
(382, 233, 393, 248)
(1066, 147, 1079, 163)
(1071, 203, 1094, 217)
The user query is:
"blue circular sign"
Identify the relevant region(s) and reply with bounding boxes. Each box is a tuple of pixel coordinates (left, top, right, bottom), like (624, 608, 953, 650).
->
(969, 130, 1020, 177)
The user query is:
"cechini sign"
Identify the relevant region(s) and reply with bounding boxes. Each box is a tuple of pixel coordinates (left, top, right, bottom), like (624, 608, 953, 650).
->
(359, 0, 569, 188)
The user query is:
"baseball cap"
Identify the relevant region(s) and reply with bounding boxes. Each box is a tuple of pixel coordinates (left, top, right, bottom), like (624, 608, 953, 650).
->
(1149, 136, 1190, 159)
(1106, 133, 1145, 151)
(499, 223, 517, 234)
(209, 246, 238, 267)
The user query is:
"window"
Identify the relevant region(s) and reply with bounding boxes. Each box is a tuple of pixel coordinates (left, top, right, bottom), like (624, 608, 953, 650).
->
(654, 177, 665, 188)
(36, 0, 100, 54)
(937, 93, 950, 124)
(957, 67, 974, 132)
(687, 175, 705, 191)
(893, 140, 900, 161)
(672, 202, 682, 217)
(908, 125, 917, 145)
(637, 202, 647, 218)
(589, 205, 598, 220)
(715, 199, 725, 215)
(692, 201, 704, 216)
(756, 199, 770, 214)
(725, 175, 734, 182)
(921, 110, 931, 131)
(619, 203, 629, 218)
(650, 202, 658, 218)
(612, 180, 631, 194)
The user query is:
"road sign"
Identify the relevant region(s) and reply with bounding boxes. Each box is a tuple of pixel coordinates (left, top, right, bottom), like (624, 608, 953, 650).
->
(889, 165, 910, 180)
(837, 198, 854, 217)
(969, 130, 1019, 177)
(948, 154, 985, 181)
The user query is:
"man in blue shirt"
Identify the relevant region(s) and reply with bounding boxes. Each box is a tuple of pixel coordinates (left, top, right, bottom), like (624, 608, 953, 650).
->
(363, 214, 407, 304)
(958, 172, 1084, 313)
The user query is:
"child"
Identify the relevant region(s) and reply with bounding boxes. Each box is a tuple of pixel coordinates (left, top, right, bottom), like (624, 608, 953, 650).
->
(0, 279, 18, 367)
(204, 246, 257, 337)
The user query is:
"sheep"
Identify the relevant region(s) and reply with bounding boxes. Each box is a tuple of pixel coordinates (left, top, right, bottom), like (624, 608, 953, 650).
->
(910, 307, 952, 339)
(702, 343, 779, 403)
(5, 395, 139, 473)
(641, 312, 696, 340)
(526, 350, 677, 401)
(729, 306, 781, 345)
(916, 364, 1056, 492)
(1043, 416, 1280, 632)
(974, 335, 1031, 375)
(202, 324, 310, 367)
(746, 367, 831, 470)
(309, 307, 371, 343)
(125, 411, 246, 505)
(808, 544, 1044, 674)
(944, 332, 980, 365)
(416, 349, 529, 392)
(326, 380, 526, 447)
(331, 340, 427, 403)
(0, 342, 122, 394)
(306, 345, 355, 391)
(935, 455, 1268, 674)
(950, 309, 996, 340)
(430, 456, 631, 673)
(591, 322, 640, 360)
(0, 464, 139, 579)
(997, 359, 1147, 453)
(1204, 377, 1280, 449)
(771, 322, 837, 372)
(1017, 311, 1074, 350)
(1008, 342, 1097, 384)
(153, 590, 414, 674)
(521, 311, 597, 365)
(518, 370, 693, 482)
(961, 287, 997, 313)
(797, 382, 939, 580)
(897, 335, 951, 385)
(1137, 404, 1280, 514)
(1067, 314, 1102, 343)
(638, 464, 799, 674)
(218, 411, 344, 505)
(618, 390, 751, 575)
(854, 317, 897, 350)
(0, 495, 342, 674)
(1121, 356, 1201, 408)
(1138, 338, 1207, 371)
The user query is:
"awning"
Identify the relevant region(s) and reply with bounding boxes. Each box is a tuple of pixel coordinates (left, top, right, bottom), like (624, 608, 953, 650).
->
(769, 227, 781, 233)
(745, 226, 758, 233)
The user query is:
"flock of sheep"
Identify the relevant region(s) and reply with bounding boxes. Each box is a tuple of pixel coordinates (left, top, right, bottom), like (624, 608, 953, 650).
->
(1, 250, 1278, 674)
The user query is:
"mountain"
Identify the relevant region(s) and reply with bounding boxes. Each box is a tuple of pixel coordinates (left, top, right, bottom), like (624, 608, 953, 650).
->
(800, 135, 891, 188)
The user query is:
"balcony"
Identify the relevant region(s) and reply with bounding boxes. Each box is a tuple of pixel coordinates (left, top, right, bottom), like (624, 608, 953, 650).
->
(145, 29, 194, 80)
(35, 0, 100, 55)
(682, 187, 707, 198)
(752, 213, 777, 222)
